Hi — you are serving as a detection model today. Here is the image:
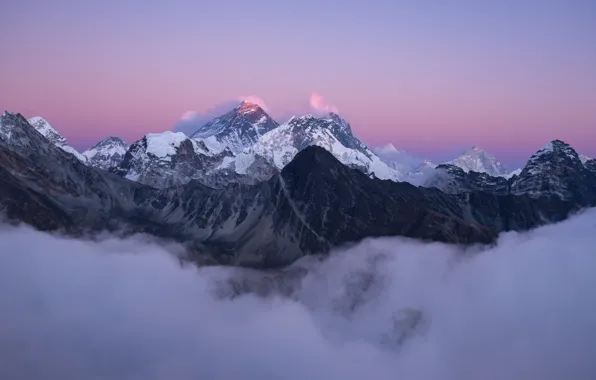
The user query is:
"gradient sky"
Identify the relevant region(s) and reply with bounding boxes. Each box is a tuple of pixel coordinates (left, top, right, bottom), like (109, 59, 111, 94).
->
(1, 0, 595, 168)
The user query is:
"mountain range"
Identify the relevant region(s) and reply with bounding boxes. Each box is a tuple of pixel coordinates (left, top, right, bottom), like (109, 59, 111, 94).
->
(1, 105, 596, 268)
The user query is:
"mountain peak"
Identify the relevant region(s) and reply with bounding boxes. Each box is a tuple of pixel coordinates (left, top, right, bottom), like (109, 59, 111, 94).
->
(446, 145, 508, 176)
(83, 136, 129, 170)
(27, 116, 68, 147)
(376, 143, 400, 154)
(235, 101, 262, 114)
(531, 140, 579, 162)
(190, 101, 279, 153)
(281, 145, 353, 180)
(91, 136, 126, 149)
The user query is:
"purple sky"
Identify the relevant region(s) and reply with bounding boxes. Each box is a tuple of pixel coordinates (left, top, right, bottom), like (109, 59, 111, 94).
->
(1, 0, 595, 167)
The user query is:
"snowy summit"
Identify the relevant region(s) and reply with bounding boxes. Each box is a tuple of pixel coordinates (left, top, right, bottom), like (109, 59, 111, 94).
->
(27, 117, 87, 162)
(446, 145, 508, 177)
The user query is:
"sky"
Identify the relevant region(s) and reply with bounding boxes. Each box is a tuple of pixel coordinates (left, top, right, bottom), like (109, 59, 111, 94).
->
(1, 0, 595, 167)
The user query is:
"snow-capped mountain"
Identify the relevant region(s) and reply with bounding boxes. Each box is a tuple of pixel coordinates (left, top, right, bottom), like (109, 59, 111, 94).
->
(112, 131, 219, 187)
(190, 101, 279, 154)
(244, 113, 400, 180)
(82, 137, 129, 170)
(580, 154, 592, 164)
(26, 116, 87, 162)
(1, 112, 588, 268)
(111, 130, 275, 188)
(446, 145, 508, 177)
(373, 143, 423, 178)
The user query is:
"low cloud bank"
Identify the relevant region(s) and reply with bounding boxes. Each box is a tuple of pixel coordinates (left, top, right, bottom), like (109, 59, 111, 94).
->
(1, 209, 596, 379)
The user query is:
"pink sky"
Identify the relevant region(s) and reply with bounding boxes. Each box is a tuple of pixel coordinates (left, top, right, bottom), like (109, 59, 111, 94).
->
(1, 0, 595, 166)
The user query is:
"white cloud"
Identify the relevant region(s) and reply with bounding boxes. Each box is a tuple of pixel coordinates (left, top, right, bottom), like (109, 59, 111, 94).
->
(310, 92, 339, 114)
(1, 208, 596, 379)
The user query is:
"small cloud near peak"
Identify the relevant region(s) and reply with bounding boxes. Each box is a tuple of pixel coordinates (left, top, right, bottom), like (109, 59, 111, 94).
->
(180, 111, 199, 121)
(310, 92, 338, 114)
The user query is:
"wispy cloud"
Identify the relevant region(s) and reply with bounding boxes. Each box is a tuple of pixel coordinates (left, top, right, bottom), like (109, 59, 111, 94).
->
(310, 92, 338, 114)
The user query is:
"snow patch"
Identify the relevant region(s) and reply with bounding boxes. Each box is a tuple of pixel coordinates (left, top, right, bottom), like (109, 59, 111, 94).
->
(145, 131, 188, 159)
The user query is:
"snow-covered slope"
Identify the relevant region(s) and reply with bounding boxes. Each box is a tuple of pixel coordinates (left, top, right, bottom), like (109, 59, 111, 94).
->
(26, 117, 87, 162)
(580, 154, 592, 164)
(112, 131, 276, 188)
(244, 113, 400, 181)
(446, 146, 508, 177)
(373, 143, 423, 178)
(504, 168, 522, 179)
(82, 137, 129, 170)
(404, 160, 439, 185)
(190, 101, 279, 154)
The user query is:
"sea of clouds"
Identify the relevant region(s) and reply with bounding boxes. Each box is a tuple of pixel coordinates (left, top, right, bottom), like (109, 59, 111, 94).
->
(1, 208, 596, 380)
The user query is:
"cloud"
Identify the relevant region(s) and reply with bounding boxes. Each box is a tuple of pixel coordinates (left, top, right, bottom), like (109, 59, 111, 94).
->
(1, 209, 596, 379)
(310, 92, 339, 114)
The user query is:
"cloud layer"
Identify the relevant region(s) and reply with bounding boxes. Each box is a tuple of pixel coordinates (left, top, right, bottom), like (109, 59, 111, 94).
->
(1, 209, 596, 379)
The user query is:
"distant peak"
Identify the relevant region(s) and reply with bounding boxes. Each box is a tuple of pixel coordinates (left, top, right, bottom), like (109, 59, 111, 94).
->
(92, 136, 127, 149)
(236, 101, 262, 113)
(380, 143, 399, 153)
(466, 145, 486, 154)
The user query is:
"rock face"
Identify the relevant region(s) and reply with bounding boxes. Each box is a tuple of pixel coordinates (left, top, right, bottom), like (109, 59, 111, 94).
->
(190, 101, 279, 154)
(446, 145, 509, 177)
(0, 112, 589, 268)
(82, 137, 129, 170)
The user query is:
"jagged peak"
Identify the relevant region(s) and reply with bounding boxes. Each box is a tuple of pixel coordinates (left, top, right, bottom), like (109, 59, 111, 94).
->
(26, 116, 67, 146)
(579, 154, 592, 164)
(235, 100, 263, 114)
(531, 139, 578, 161)
(27, 116, 50, 125)
(287, 113, 352, 130)
(90, 136, 127, 149)
(379, 143, 399, 153)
